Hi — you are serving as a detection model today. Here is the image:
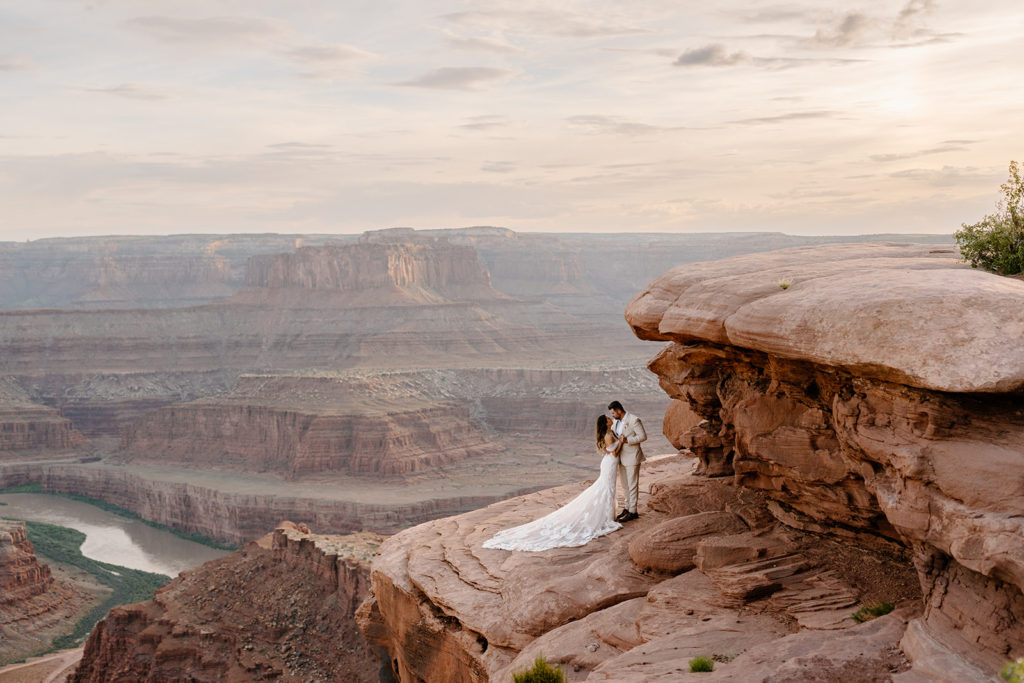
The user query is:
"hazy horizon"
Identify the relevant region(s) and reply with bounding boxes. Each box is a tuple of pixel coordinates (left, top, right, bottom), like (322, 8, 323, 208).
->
(2, 1, 1022, 241)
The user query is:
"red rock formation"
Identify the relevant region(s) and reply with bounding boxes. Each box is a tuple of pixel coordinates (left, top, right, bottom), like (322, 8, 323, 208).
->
(0, 378, 84, 452)
(0, 520, 89, 665)
(625, 244, 1024, 676)
(356, 457, 925, 681)
(119, 375, 502, 476)
(72, 522, 381, 682)
(355, 244, 1021, 681)
(246, 241, 499, 303)
(0, 463, 541, 546)
(0, 521, 54, 605)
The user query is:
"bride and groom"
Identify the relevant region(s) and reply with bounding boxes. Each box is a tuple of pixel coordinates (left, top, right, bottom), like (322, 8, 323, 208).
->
(482, 401, 647, 552)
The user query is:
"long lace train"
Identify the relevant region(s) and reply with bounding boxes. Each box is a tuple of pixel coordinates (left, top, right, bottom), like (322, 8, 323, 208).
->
(482, 451, 621, 552)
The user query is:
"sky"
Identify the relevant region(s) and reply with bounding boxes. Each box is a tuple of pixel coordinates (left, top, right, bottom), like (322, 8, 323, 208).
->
(1, 0, 1022, 240)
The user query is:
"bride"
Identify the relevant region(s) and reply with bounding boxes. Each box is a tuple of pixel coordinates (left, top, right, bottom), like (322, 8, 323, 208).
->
(482, 415, 623, 551)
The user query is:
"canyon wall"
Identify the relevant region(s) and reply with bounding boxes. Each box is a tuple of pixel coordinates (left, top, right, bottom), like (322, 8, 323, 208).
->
(0, 463, 540, 546)
(356, 243, 1021, 681)
(119, 374, 502, 476)
(0, 378, 84, 452)
(72, 522, 380, 682)
(0, 520, 91, 665)
(625, 243, 1024, 675)
(0, 234, 345, 310)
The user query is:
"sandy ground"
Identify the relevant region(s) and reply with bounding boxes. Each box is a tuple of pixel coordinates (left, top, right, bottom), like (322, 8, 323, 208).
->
(0, 648, 82, 683)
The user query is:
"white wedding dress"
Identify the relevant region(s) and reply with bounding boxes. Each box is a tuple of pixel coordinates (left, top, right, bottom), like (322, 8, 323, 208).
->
(482, 446, 621, 551)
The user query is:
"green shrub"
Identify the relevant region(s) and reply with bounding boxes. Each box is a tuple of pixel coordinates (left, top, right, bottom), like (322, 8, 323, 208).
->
(20, 520, 170, 649)
(1002, 657, 1024, 683)
(955, 160, 1024, 275)
(851, 601, 895, 623)
(689, 656, 715, 672)
(512, 655, 565, 683)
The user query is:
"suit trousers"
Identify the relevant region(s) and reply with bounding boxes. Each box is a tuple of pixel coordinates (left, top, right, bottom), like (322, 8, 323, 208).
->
(617, 460, 641, 513)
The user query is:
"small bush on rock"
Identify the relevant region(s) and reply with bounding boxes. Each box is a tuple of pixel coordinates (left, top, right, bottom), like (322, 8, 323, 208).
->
(513, 655, 566, 683)
(689, 656, 715, 672)
(1002, 657, 1024, 683)
(851, 600, 894, 623)
(955, 160, 1024, 275)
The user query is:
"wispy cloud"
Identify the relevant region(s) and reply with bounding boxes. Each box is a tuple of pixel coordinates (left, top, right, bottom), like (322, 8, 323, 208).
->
(282, 44, 373, 64)
(870, 143, 971, 163)
(730, 110, 838, 125)
(125, 16, 283, 46)
(459, 115, 511, 131)
(567, 115, 683, 136)
(81, 83, 168, 101)
(396, 67, 514, 91)
(809, 0, 958, 48)
(672, 44, 862, 69)
(481, 161, 515, 173)
(674, 44, 749, 66)
(0, 54, 35, 72)
(443, 31, 523, 55)
(442, 10, 645, 39)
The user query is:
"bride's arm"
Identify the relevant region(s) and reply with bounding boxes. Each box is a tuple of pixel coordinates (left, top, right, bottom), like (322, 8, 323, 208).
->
(605, 433, 623, 455)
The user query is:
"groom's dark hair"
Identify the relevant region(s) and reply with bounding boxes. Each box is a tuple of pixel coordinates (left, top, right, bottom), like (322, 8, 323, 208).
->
(607, 400, 624, 412)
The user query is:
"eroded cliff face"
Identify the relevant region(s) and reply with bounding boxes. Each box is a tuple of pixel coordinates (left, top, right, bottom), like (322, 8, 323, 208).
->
(0, 520, 91, 665)
(0, 464, 534, 546)
(0, 377, 84, 452)
(626, 243, 1024, 676)
(356, 244, 1022, 681)
(72, 522, 381, 682)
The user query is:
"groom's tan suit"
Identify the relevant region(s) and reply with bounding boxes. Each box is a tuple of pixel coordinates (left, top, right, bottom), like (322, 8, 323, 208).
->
(614, 412, 647, 514)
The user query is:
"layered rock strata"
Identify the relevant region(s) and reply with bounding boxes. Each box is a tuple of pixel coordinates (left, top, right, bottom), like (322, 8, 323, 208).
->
(0, 520, 90, 664)
(626, 243, 1024, 675)
(72, 522, 381, 682)
(118, 375, 503, 476)
(357, 457, 926, 681)
(0, 463, 540, 546)
(356, 244, 1019, 681)
(0, 377, 83, 453)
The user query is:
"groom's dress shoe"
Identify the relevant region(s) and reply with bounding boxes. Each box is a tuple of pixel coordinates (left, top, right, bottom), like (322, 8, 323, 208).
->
(622, 511, 639, 522)
(615, 509, 630, 522)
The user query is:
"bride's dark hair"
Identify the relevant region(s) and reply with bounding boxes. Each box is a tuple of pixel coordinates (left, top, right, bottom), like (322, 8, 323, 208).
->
(595, 414, 610, 450)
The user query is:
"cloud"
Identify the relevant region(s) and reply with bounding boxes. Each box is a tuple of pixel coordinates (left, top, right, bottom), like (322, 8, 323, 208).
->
(282, 44, 373, 64)
(81, 83, 168, 101)
(809, 0, 955, 48)
(870, 144, 969, 163)
(395, 67, 514, 91)
(674, 43, 750, 66)
(481, 161, 515, 173)
(0, 54, 35, 72)
(125, 16, 283, 46)
(730, 110, 838, 125)
(444, 32, 523, 55)
(459, 115, 511, 131)
(442, 10, 645, 39)
(811, 12, 877, 47)
(566, 115, 682, 136)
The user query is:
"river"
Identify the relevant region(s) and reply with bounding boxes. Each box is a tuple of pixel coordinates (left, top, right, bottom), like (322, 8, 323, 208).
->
(0, 493, 229, 577)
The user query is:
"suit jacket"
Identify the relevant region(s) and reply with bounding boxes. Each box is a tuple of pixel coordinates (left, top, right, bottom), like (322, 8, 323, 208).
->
(614, 412, 646, 467)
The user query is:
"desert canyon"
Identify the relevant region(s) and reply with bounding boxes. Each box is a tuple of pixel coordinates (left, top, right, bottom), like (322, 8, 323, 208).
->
(5, 230, 1021, 682)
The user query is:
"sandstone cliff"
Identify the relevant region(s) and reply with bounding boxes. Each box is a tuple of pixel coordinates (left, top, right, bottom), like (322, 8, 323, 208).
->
(356, 244, 1021, 681)
(0, 520, 90, 665)
(0, 378, 84, 453)
(118, 374, 503, 476)
(72, 522, 381, 682)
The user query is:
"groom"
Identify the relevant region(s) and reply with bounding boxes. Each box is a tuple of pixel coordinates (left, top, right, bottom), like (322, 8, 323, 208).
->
(609, 400, 646, 522)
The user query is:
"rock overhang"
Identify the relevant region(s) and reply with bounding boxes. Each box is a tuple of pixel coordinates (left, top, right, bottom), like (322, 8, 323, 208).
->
(625, 243, 1024, 393)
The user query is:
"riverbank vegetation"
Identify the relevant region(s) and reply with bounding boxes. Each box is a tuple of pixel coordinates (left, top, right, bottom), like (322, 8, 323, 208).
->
(21, 520, 170, 648)
(0, 483, 236, 550)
